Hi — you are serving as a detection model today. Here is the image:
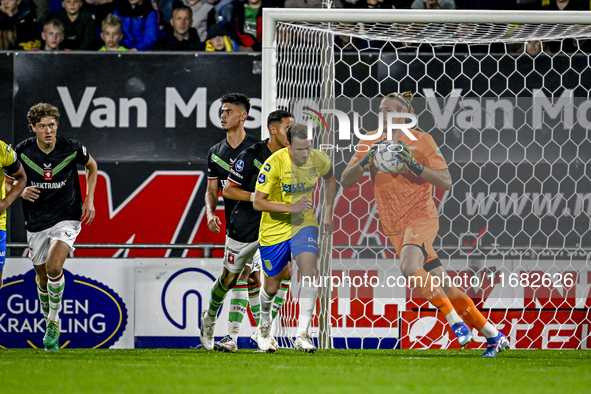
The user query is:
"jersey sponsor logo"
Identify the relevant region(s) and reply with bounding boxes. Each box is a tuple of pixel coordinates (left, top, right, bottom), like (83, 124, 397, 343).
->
(257, 173, 266, 184)
(0, 269, 127, 349)
(31, 180, 66, 189)
(82, 146, 87, 156)
(235, 160, 244, 172)
(264, 163, 271, 172)
(281, 182, 314, 194)
(410, 233, 419, 238)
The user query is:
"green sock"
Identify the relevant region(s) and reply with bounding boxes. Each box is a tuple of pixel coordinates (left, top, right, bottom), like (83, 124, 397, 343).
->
(37, 284, 49, 320)
(272, 279, 290, 320)
(206, 277, 230, 324)
(248, 286, 261, 325)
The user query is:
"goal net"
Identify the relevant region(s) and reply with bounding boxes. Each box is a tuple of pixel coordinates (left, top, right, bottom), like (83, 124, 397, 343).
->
(262, 9, 591, 350)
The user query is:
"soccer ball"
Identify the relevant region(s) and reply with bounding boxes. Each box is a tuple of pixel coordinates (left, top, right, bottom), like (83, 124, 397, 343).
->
(373, 141, 406, 174)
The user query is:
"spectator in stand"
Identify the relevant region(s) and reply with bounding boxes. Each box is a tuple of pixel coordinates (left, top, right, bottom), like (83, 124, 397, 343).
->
(99, 13, 127, 50)
(84, 0, 116, 32)
(411, 0, 455, 8)
(0, 0, 41, 49)
(204, 23, 236, 51)
(183, 0, 216, 42)
(32, 0, 50, 25)
(40, 17, 64, 49)
(56, 0, 97, 49)
(115, 0, 159, 51)
(0, 17, 16, 49)
(225, 0, 274, 52)
(153, 3, 202, 50)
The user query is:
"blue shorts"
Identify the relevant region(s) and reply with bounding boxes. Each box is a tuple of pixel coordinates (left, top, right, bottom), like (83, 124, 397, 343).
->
(259, 226, 319, 277)
(0, 230, 6, 270)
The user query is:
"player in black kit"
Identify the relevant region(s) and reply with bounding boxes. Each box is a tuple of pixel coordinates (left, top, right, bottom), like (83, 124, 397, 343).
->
(198, 93, 260, 351)
(9, 103, 98, 352)
(213, 110, 293, 352)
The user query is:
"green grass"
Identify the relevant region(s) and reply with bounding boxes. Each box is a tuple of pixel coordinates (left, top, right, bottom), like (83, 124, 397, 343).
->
(1, 349, 590, 393)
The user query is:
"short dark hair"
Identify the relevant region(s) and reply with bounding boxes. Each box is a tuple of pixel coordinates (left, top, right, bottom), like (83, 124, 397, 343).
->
(172, 2, 192, 17)
(286, 123, 308, 144)
(27, 103, 60, 126)
(267, 110, 292, 129)
(220, 93, 250, 114)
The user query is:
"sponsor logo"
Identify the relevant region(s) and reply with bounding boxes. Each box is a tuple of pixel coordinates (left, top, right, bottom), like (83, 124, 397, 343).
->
(235, 160, 244, 172)
(161, 268, 216, 330)
(264, 163, 271, 172)
(282, 182, 314, 194)
(0, 269, 127, 349)
(257, 173, 266, 184)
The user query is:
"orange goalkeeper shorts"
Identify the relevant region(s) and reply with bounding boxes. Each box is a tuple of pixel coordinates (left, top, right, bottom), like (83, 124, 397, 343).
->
(388, 218, 440, 265)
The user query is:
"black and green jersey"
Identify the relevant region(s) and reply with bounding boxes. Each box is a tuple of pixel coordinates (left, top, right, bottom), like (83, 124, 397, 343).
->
(15, 136, 90, 232)
(207, 133, 260, 227)
(226, 139, 272, 243)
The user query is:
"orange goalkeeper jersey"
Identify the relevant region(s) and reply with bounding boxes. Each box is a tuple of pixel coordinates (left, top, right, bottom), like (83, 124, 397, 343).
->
(349, 129, 448, 235)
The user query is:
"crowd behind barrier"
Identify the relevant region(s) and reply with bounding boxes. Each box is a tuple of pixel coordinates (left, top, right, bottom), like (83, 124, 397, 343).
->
(0, 0, 589, 52)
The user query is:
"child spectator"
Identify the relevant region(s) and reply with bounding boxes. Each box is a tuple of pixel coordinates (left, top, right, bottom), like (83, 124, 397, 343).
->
(204, 23, 237, 51)
(0, 0, 41, 49)
(115, 0, 159, 51)
(153, 3, 202, 50)
(99, 13, 127, 51)
(0, 17, 16, 49)
(41, 17, 64, 50)
(56, 0, 97, 49)
(225, 0, 274, 51)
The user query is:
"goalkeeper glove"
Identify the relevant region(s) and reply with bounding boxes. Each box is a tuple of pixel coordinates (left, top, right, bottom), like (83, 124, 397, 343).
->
(359, 138, 386, 170)
(395, 141, 424, 176)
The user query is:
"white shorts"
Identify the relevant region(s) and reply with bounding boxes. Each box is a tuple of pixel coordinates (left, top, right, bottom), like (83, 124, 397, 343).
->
(27, 220, 81, 266)
(224, 237, 261, 274)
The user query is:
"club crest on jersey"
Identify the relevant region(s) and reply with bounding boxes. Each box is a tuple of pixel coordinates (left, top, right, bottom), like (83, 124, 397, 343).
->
(235, 160, 244, 172)
(43, 164, 52, 180)
(258, 173, 266, 184)
(308, 167, 317, 177)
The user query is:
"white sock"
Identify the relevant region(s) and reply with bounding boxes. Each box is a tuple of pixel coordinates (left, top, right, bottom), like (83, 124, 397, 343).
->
(260, 288, 274, 325)
(480, 322, 499, 339)
(445, 309, 463, 327)
(296, 283, 317, 337)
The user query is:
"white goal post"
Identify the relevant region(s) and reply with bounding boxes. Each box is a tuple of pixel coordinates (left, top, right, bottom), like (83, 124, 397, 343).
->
(262, 9, 591, 350)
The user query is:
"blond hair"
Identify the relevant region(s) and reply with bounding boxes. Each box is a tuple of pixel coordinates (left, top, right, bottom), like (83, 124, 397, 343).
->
(102, 14, 123, 33)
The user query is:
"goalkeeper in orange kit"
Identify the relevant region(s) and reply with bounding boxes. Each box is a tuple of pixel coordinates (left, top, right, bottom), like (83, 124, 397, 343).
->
(340, 92, 509, 357)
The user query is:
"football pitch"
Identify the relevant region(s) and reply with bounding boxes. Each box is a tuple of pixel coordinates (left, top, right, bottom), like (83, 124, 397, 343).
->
(2, 349, 590, 393)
